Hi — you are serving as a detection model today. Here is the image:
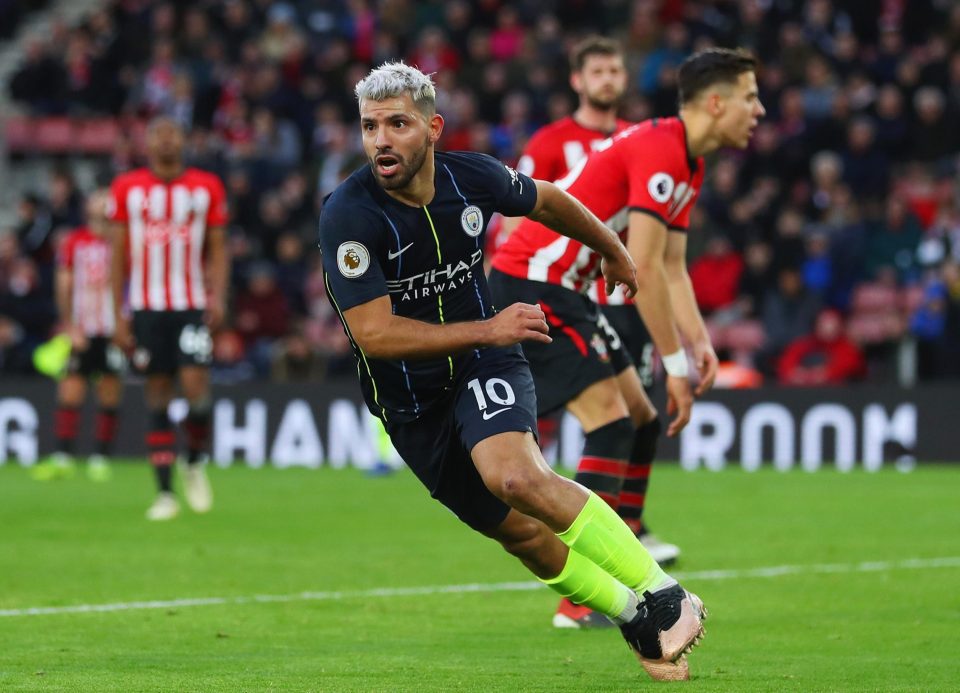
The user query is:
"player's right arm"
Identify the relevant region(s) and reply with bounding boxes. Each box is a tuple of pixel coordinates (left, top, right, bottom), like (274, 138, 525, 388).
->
(500, 131, 557, 237)
(343, 296, 551, 360)
(54, 238, 84, 349)
(319, 191, 550, 361)
(106, 178, 133, 350)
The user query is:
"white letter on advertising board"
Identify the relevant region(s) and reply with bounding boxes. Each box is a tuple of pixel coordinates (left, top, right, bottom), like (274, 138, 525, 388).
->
(863, 403, 916, 472)
(681, 402, 735, 471)
(271, 399, 323, 468)
(327, 399, 376, 469)
(213, 399, 267, 467)
(741, 403, 794, 471)
(801, 404, 856, 472)
(0, 398, 38, 466)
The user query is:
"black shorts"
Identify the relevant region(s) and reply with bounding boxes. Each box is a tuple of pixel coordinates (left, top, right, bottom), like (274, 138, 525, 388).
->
(66, 336, 125, 377)
(600, 303, 656, 390)
(385, 347, 538, 532)
(488, 270, 632, 416)
(131, 310, 212, 375)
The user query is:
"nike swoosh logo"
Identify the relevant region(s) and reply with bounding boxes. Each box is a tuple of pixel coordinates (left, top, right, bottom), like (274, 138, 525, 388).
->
(482, 408, 512, 421)
(387, 243, 413, 260)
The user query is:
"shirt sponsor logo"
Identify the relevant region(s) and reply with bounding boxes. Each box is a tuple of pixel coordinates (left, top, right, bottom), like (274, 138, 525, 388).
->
(460, 205, 483, 237)
(337, 241, 371, 278)
(648, 172, 675, 203)
(386, 248, 484, 302)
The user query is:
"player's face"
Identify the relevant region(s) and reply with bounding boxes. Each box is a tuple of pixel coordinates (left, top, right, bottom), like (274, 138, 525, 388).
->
(360, 94, 442, 191)
(573, 54, 627, 111)
(717, 71, 765, 149)
(85, 191, 109, 234)
(146, 119, 185, 168)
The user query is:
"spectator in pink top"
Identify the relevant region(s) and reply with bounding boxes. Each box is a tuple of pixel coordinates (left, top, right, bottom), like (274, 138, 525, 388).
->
(489, 6, 524, 62)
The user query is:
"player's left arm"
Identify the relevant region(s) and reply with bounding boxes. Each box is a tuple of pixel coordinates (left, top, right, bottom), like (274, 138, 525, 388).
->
(204, 225, 228, 331)
(664, 231, 718, 394)
(500, 133, 555, 237)
(527, 180, 637, 297)
(204, 175, 230, 331)
(54, 253, 84, 348)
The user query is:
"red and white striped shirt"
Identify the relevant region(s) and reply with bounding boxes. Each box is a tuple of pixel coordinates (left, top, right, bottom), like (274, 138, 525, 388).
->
(492, 117, 704, 299)
(58, 227, 114, 337)
(516, 116, 633, 183)
(109, 167, 227, 312)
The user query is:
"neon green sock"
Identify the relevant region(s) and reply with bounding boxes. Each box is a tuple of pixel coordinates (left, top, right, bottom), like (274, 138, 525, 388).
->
(558, 492, 669, 595)
(539, 547, 634, 620)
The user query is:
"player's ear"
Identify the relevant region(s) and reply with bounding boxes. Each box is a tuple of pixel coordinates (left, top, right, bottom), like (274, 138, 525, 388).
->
(570, 71, 582, 94)
(707, 90, 725, 117)
(428, 113, 444, 144)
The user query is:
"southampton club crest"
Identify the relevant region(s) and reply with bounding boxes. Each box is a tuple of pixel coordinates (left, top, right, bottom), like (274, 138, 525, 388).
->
(591, 333, 610, 363)
(461, 205, 483, 237)
(337, 241, 370, 278)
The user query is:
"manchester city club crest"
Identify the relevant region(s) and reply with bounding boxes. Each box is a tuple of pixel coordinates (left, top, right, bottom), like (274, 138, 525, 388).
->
(460, 205, 483, 237)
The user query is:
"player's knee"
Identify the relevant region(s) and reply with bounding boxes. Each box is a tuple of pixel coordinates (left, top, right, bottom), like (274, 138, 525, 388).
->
(594, 392, 629, 424)
(494, 464, 552, 509)
(630, 401, 658, 427)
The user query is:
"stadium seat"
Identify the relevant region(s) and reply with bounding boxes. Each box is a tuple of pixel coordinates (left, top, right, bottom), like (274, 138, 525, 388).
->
(900, 284, 926, 314)
(75, 119, 121, 154)
(723, 320, 767, 352)
(850, 282, 899, 314)
(847, 312, 905, 344)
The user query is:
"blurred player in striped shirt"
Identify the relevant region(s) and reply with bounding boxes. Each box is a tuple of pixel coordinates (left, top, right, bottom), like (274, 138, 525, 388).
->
(109, 117, 228, 521)
(32, 190, 123, 482)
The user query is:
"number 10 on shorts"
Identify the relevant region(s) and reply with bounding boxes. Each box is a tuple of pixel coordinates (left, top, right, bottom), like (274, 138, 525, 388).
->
(468, 377, 516, 419)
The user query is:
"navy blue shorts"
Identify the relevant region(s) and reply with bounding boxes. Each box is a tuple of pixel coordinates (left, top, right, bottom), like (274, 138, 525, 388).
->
(385, 347, 538, 532)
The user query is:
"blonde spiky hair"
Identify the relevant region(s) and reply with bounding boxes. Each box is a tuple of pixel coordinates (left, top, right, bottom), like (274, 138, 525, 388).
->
(354, 61, 437, 116)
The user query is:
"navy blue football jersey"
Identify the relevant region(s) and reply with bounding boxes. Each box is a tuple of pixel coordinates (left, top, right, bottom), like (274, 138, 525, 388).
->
(319, 151, 538, 422)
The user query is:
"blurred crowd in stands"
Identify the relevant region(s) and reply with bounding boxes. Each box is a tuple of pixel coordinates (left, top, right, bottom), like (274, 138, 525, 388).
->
(3, 0, 960, 385)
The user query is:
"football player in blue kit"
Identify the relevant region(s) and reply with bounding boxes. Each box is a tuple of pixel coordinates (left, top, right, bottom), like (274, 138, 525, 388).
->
(318, 62, 706, 681)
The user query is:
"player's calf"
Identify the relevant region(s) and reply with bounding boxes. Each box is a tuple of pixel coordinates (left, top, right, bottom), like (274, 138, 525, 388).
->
(483, 510, 568, 579)
(573, 416, 634, 509)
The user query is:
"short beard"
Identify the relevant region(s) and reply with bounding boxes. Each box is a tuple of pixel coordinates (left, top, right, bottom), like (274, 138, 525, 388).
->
(585, 94, 620, 112)
(372, 139, 429, 191)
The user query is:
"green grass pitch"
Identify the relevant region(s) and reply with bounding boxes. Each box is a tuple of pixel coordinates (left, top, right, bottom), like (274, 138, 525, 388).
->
(1, 462, 958, 692)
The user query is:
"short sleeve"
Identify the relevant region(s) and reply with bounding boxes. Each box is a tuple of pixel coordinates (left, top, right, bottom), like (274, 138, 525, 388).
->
(107, 177, 128, 223)
(318, 195, 388, 312)
(625, 139, 690, 229)
(206, 175, 229, 227)
(473, 153, 538, 217)
(667, 166, 704, 231)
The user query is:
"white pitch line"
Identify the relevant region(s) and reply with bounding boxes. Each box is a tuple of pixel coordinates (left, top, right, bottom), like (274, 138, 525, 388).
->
(2, 557, 958, 618)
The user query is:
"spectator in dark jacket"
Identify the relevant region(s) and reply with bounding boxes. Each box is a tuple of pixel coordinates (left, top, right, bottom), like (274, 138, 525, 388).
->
(759, 266, 822, 372)
(233, 262, 290, 375)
